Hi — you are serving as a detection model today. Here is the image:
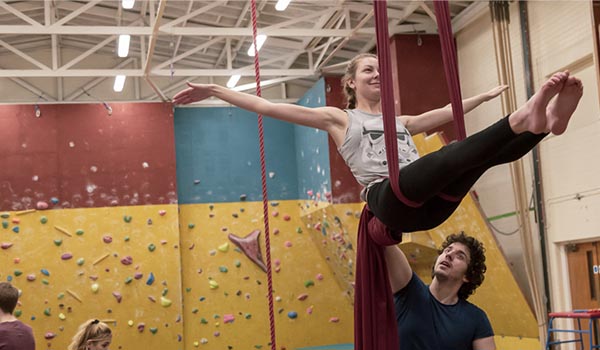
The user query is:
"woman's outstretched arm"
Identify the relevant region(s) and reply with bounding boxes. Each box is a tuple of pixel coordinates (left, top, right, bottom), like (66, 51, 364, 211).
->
(399, 85, 509, 135)
(173, 82, 348, 141)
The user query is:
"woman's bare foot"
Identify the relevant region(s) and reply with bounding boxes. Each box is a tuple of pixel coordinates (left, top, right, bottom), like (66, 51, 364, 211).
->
(509, 71, 568, 134)
(546, 76, 583, 135)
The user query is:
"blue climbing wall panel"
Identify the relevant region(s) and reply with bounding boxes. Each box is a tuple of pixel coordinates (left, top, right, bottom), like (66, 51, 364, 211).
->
(174, 78, 330, 203)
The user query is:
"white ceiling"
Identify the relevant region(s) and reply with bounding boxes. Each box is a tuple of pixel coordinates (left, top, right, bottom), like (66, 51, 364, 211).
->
(0, 0, 487, 104)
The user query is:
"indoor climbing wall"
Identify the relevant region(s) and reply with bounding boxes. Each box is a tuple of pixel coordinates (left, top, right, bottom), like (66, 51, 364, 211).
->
(0, 103, 183, 350)
(179, 200, 353, 349)
(300, 203, 361, 303)
(174, 79, 354, 349)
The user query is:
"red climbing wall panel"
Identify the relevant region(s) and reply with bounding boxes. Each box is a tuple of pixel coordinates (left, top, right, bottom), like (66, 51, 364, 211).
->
(0, 103, 177, 211)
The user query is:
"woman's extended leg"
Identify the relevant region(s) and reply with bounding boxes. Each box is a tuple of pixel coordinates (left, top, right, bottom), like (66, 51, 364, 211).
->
(397, 71, 574, 205)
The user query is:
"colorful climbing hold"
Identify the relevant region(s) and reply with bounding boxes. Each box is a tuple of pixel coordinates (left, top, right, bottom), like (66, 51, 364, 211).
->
(91, 283, 99, 293)
(158, 210, 166, 216)
(208, 280, 219, 289)
(146, 272, 155, 285)
(12, 226, 19, 233)
(40, 269, 50, 276)
(160, 296, 172, 307)
(123, 215, 132, 223)
(218, 266, 228, 273)
(304, 280, 314, 288)
(287, 311, 298, 319)
(76, 258, 85, 266)
(188, 223, 195, 229)
(113, 292, 122, 303)
(218, 243, 229, 252)
(1, 243, 13, 249)
(297, 294, 308, 301)
(223, 314, 234, 324)
(53, 239, 62, 246)
(102, 236, 112, 244)
(2, 221, 8, 229)
(61, 253, 73, 260)
(76, 229, 84, 236)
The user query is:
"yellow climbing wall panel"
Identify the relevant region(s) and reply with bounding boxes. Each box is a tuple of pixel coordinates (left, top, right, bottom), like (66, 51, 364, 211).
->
(0, 204, 183, 349)
(179, 200, 354, 350)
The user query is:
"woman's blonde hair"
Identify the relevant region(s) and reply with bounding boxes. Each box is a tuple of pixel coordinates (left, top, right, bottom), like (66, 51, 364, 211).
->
(341, 53, 378, 109)
(68, 319, 112, 350)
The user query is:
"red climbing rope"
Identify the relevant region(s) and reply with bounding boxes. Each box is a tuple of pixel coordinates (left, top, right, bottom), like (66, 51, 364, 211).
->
(249, 1, 277, 349)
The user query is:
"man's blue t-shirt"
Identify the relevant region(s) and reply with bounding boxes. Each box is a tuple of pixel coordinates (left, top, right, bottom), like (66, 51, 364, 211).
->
(394, 272, 494, 350)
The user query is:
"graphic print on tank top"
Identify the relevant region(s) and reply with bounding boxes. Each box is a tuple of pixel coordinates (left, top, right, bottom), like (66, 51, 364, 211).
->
(359, 117, 419, 171)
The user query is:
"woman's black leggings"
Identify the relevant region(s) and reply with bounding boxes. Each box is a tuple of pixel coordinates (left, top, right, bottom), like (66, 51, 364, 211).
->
(366, 115, 546, 233)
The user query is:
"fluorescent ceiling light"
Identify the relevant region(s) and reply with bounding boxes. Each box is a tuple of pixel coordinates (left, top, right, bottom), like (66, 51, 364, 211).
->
(114, 75, 126, 92)
(122, 0, 135, 9)
(247, 35, 267, 57)
(227, 74, 241, 88)
(275, 0, 291, 11)
(118, 34, 130, 58)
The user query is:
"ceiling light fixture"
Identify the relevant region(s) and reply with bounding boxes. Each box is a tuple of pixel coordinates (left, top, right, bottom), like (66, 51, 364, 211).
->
(227, 74, 241, 88)
(122, 0, 135, 9)
(247, 35, 267, 57)
(118, 34, 130, 57)
(275, 0, 291, 11)
(114, 75, 126, 92)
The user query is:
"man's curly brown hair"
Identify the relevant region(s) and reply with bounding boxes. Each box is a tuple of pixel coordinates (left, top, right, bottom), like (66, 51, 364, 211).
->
(438, 232, 487, 300)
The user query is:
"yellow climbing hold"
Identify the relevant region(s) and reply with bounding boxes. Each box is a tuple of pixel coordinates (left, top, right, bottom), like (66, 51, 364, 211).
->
(58, 313, 66, 320)
(128, 320, 134, 327)
(160, 296, 172, 307)
(209, 280, 219, 289)
(91, 283, 99, 293)
(218, 242, 229, 252)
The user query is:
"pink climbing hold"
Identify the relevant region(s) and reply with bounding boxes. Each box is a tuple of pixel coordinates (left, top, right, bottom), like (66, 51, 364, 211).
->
(61, 253, 73, 260)
(120, 256, 133, 265)
(307, 190, 314, 197)
(283, 215, 291, 221)
(284, 241, 292, 248)
(103, 236, 113, 244)
(316, 273, 324, 281)
(273, 228, 280, 235)
(159, 210, 166, 216)
(134, 272, 143, 280)
(274, 259, 280, 267)
(329, 317, 340, 323)
(272, 211, 279, 217)
(36, 201, 49, 210)
(223, 314, 235, 324)
(297, 294, 308, 301)
(306, 306, 313, 315)
(112, 292, 122, 303)
(13, 258, 20, 264)
(44, 332, 57, 340)
(314, 222, 321, 231)
(137, 323, 145, 332)
(26, 274, 36, 281)
(1, 243, 13, 249)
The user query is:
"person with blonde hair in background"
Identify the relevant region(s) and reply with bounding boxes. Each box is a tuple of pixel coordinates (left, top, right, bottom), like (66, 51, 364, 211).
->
(68, 319, 112, 350)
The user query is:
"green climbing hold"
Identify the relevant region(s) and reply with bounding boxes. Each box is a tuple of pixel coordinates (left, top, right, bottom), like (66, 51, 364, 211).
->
(219, 266, 228, 273)
(44, 308, 51, 316)
(14, 270, 22, 277)
(304, 280, 315, 288)
(185, 288, 191, 292)
(125, 277, 133, 284)
(200, 318, 208, 324)
(2, 221, 8, 229)
(124, 236, 130, 242)
(148, 243, 156, 252)
(123, 216, 132, 223)
(149, 327, 158, 334)
(42, 279, 49, 285)
(76, 229, 84, 236)
(76, 258, 85, 266)
(234, 260, 241, 268)
(192, 308, 199, 314)
(14, 310, 21, 317)
(162, 288, 168, 296)
(296, 227, 303, 233)
(53, 239, 62, 246)
(244, 313, 252, 319)
(40, 216, 48, 224)
(57, 293, 64, 299)
(0, 213, 9, 219)
(188, 223, 195, 229)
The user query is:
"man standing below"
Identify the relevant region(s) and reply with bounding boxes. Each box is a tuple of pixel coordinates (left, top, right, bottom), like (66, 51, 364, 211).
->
(385, 232, 496, 350)
(0, 282, 35, 350)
